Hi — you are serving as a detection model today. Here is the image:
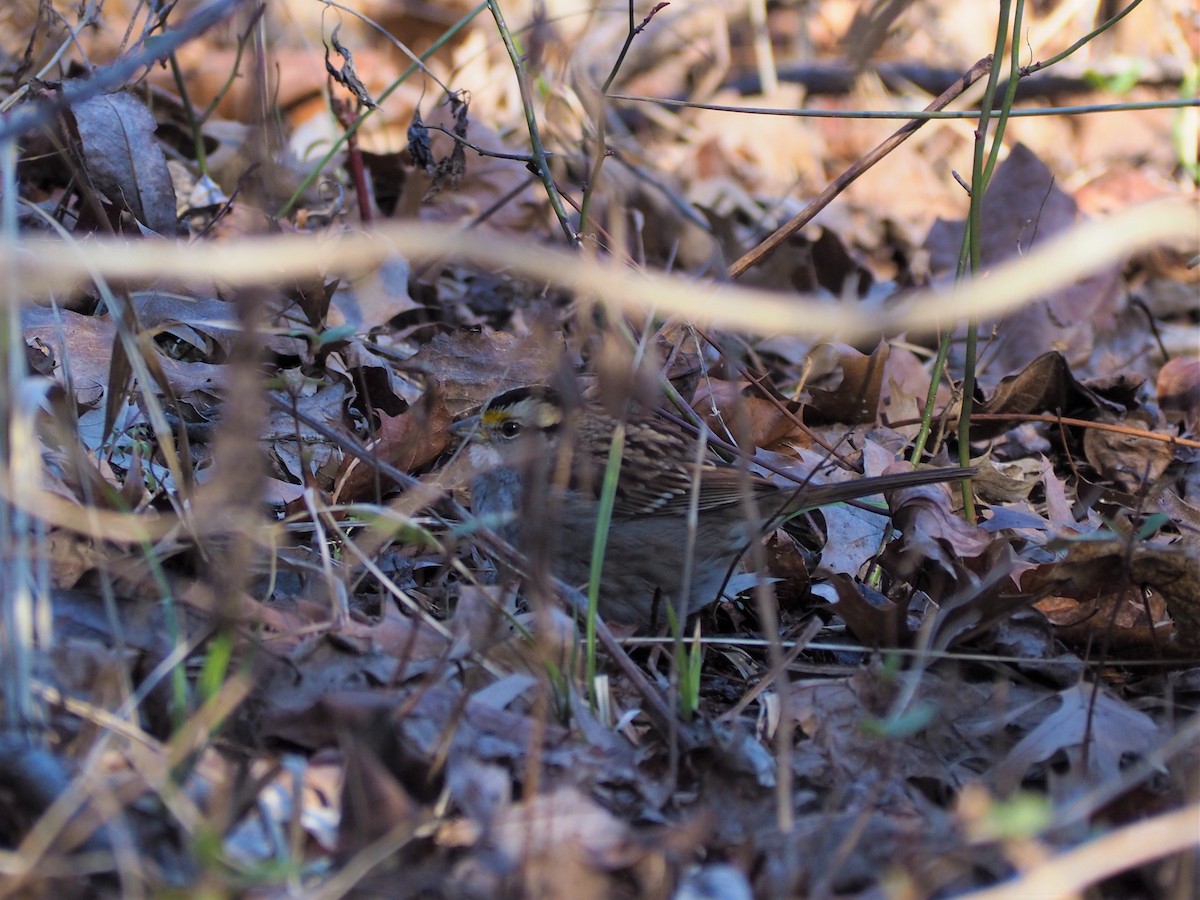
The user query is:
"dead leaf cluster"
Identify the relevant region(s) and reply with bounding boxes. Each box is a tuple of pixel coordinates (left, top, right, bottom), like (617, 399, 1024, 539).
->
(0, 1, 1196, 897)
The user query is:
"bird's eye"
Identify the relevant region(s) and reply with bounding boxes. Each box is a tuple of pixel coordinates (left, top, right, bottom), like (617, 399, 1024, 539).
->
(499, 419, 522, 438)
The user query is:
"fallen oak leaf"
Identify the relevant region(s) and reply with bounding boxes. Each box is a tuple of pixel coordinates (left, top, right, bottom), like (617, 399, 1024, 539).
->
(1024, 535, 1200, 649)
(332, 392, 455, 504)
(990, 682, 1161, 791)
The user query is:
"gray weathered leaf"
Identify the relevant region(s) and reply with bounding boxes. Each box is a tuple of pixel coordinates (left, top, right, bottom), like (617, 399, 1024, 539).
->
(70, 92, 178, 236)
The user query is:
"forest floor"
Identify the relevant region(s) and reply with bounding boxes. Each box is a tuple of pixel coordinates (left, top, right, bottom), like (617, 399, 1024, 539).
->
(0, 1, 1197, 897)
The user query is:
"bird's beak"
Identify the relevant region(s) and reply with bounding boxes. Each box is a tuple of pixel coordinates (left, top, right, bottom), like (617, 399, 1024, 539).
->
(449, 415, 481, 438)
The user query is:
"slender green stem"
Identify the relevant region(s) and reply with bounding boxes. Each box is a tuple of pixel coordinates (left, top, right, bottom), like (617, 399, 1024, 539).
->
(959, 0, 1024, 514)
(576, 109, 607, 242)
(910, 0, 1145, 470)
(953, 0, 1015, 522)
(168, 52, 209, 174)
(489, 1, 578, 244)
(487, 0, 579, 245)
(585, 423, 625, 703)
(981, 2, 1025, 186)
(908, 333, 954, 463)
(155, 0, 251, 175)
(908, 51, 996, 466)
(197, 12, 261, 126)
(1024, 0, 1143, 75)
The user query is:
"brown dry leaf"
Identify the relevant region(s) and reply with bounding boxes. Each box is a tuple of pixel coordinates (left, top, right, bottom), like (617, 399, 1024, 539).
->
(877, 478, 991, 579)
(882, 342, 950, 429)
(353, 601, 452, 669)
(1157, 357, 1200, 433)
(925, 144, 1122, 374)
(47, 531, 110, 589)
(23, 306, 225, 406)
(158, 46, 353, 119)
(789, 668, 1003, 813)
(332, 390, 454, 504)
(267, 379, 351, 490)
(1081, 412, 1174, 495)
(770, 444, 974, 582)
(50, 587, 169, 659)
(693, 379, 796, 447)
(839, 552, 1033, 655)
(412, 330, 566, 415)
(1069, 93, 1183, 178)
(805, 340, 889, 425)
(450, 584, 517, 656)
(396, 105, 545, 234)
(1040, 458, 1078, 529)
(973, 351, 1117, 438)
(490, 786, 635, 898)
(338, 735, 422, 856)
(1025, 536, 1200, 649)
(452, 585, 580, 679)
(686, 85, 826, 214)
(972, 457, 1040, 504)
(252, 627, 446, 734)
(357, 0, 481, 54)
(259, 680, 568, 780)
(133, 292, 305, 359)
(824, 573, 909, 648)
(762, 528, 813, 612)
(67, 91, 178, 235)
(990, 683, 1162, 793)
(1035, 586, 1171, 652)
(1075, 165, 1179, 218)
(442, 757, 512, 844)
(0, 0, 70, 68)
(222, 759, 342, 865)
(707, 214, 823, 294)
(813, 497, 904, 580)
(24, 308, 111, 408)
(330, 256, 420, 332)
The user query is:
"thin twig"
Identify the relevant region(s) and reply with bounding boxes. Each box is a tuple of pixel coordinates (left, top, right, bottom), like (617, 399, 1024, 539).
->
(425, 124, 539, 162)
(578, 3, 669, 242)
(728, 56, 993, 279)
(486, 0, 579, 245)
(610, 94, 1200, 119)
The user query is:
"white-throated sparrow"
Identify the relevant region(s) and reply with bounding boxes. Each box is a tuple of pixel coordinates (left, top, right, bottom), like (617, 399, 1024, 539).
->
(451, 385, 972, 627)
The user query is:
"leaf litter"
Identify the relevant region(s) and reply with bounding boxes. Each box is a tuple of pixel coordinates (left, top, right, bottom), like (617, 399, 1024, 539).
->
(0, 0, 1197, 897)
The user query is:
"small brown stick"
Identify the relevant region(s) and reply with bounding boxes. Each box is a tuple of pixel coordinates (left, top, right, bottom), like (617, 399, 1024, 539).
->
(728, 55, 994, 280)
(967, 414, 1200, 450)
